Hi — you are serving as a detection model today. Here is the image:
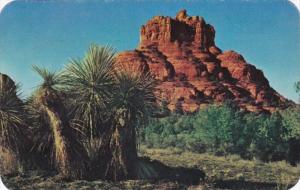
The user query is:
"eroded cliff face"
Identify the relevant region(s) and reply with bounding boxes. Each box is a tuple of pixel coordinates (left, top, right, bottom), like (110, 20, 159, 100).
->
(117, 10, 291, 113)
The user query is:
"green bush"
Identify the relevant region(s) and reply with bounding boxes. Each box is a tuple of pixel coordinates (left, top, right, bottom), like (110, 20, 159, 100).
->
(193, 104, 241, 155)
(251, 112, 288, 161)
(140, 104, 300, 164)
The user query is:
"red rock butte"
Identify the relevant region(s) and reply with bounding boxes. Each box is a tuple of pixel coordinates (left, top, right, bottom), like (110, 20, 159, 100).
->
(117, 10, 292, 113)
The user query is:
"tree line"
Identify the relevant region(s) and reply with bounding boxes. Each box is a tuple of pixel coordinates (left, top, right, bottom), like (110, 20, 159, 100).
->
(141, 103, 300, 165)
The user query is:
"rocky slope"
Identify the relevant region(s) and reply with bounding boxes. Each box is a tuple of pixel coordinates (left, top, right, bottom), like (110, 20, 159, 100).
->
(117, 10, 291, 113)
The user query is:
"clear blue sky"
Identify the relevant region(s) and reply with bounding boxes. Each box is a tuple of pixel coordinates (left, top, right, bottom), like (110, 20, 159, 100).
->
(0, 0, 299, 101)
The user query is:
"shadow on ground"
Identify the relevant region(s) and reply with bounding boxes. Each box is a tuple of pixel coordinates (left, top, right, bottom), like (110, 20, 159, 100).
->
(137, 156, 206, 185)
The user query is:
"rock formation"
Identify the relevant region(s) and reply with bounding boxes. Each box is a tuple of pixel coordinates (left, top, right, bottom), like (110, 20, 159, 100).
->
(117, 10, 291, 113)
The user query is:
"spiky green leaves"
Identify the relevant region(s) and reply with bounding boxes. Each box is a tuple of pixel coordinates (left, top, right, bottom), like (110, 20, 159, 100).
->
(61, 45, 116, 138)
(29, 44, 159, 180)
(112, 70, 157, 126)
(0, 84, 27, 152)
(32, 65, 62, 91)
(63, 45, 115, 105)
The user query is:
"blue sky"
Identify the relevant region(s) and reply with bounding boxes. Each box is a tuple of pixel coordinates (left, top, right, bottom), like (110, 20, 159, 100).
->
(0, 0, 299, 101)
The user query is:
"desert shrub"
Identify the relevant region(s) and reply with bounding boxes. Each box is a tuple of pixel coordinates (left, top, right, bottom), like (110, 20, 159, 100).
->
(276, 107, 300, 165)
(0, 84, 30, 175)
(234, 113, 260, 159)
(193, 104, 241, 155)
(141, 114, 204, 152)
(251, 112, 288, 161)
(250, 106, 300, 163)
(141, 104, 300, 164)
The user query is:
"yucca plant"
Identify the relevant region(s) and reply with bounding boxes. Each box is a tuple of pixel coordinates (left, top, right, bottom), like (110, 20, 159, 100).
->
(104, 69, 157, 181)
(62, 44, 158, 180)
(32, 66, 88, 179)
(60, 45, 116, 178)
(62, 44, 116, 141)
(0, 74, 29, 175)
(26, 93, 54, 169)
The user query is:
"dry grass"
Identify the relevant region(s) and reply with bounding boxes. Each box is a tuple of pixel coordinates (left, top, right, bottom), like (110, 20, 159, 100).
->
(140, 147, 300, 184)
(139, 147, 300, 189)
(0, 146, 23, 175)
(3, 173, 187, 190)
(2, 147, 300, 190)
